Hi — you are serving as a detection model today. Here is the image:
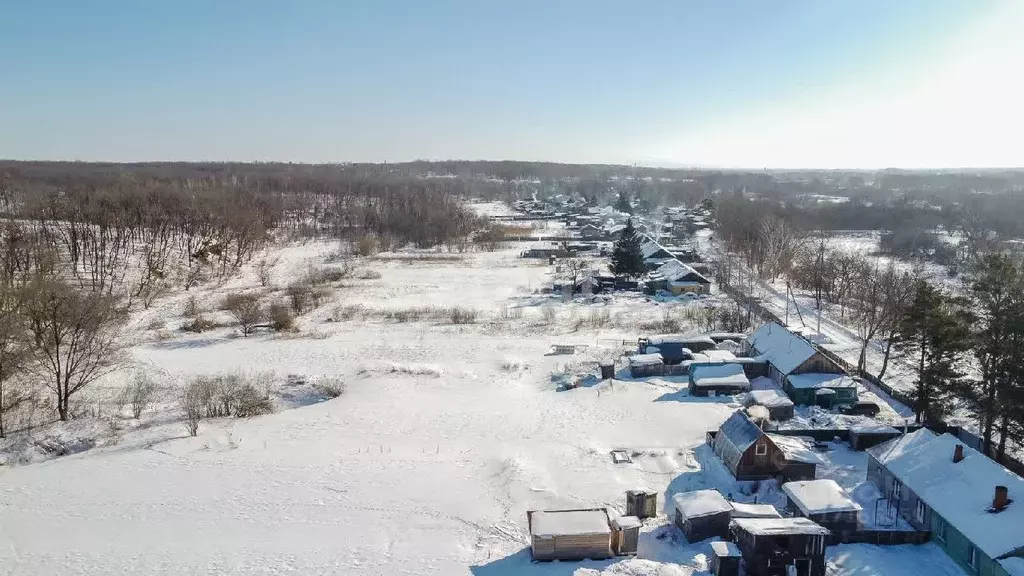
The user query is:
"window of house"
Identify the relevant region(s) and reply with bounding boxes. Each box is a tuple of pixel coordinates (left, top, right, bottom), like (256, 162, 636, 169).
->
(893, 479, 902, 500)
(915, 500, 926, 523)
(967, 544, 979, 571)
(755, 443, 768, 456)
(935, 518, 946, 542)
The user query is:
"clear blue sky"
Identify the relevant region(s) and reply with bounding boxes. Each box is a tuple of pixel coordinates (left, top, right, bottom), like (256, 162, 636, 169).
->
(2, 0, 1020, 168)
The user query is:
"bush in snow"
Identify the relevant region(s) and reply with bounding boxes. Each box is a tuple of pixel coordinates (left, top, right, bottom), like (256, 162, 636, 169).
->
(268, 302, 295, 331)
(119, 374, 158, 419)
(182, 314, 216, 333)
(180, 378, 210, 436)
(312, 376, 346, 399)
(222, 293, 264, 337)
(233, 384, 273, 418)
(541, 306, 558, 324)
(182, 296, 200, 318)
(448, 307, 478, 325)
(356, 269, 382, 280)
(355, 236, 378, 257)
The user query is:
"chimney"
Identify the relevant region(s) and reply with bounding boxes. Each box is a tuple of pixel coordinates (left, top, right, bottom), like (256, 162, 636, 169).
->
(953, 444, 965, 463)
(993, 485, 1010, 512)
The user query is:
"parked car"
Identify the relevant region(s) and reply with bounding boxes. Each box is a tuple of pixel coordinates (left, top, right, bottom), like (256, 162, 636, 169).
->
(842, 400, 881, 417)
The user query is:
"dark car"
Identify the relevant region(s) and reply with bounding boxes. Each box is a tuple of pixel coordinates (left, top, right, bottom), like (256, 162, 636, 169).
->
(843, 400, 881, 417)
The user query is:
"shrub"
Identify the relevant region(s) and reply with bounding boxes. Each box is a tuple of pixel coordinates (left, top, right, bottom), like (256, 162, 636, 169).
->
(222, 293, 264, 336)
(356, 236, 378, 257)
(331, 304, 367, 321)
(234, 384, 273, 417)
(312, 377, 346, 399)
(119, 374, 157, 419)
(449, 307, 478, 325)
(286, 282, 313, 314)
(182, 315, 216, 333)
(269, 302, 295, 331)
(180, 377, 212, 436)
(541, 306, 558, 324)
(256, 258, 273, 287)
(182, 296, 199, 318)
(146, 317, 166, 331)
(356, 269, 382, 280)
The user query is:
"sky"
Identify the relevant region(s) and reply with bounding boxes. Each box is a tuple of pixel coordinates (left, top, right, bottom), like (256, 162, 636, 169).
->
(1, 0, 1021, 169)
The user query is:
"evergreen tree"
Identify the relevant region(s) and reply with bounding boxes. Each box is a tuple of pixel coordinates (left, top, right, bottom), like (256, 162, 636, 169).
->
(896, 280, 974, 424)
(610, 219, 645, 279)
(614, 192, 633, 214)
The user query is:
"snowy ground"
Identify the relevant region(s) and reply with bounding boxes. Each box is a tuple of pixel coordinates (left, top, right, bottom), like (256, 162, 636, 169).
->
(0, 223, 969, 575)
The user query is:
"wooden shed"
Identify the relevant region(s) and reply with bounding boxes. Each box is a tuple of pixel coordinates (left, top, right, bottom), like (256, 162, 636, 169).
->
(625, 489, 658, 520)
(527, 508, 612, 561)
(782, 480, 861, 532)
(730, 517, 830, 576)
(610, 515, 641, 556)
(672, 489, 733, 542)
(710, 540, 742, 576)
(629, 353, 664, 378)
(745, 389, 795, 421)
(711, 411, 788, 481)
(688, 363, 751, 397)
(639, 334, 717, 363)
(848, 425, 902, 451)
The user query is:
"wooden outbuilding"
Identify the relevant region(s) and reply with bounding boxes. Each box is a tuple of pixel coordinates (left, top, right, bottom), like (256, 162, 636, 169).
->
(848, 425, 902, 451)
(638, 334, 717, 363)
(527, 508, 612, 561)
(782, 479, 862, 532)
(711, 411, 818, 481)
(743, 323, 846, 387)
(625, 489, 658, 520)
(672, 489, 733, 542)
(688, 363, 751, 397)
(730, 517, 830, 576)
(610, 515, 641, 556)
(710, 540, 742, 576)
(745, 389, 795, 421)
(629, 353, 664, 377)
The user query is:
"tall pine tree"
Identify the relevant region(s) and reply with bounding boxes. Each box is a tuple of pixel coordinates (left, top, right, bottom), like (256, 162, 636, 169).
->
(610, 218, 645, 279)
(897, 280, 974, 424)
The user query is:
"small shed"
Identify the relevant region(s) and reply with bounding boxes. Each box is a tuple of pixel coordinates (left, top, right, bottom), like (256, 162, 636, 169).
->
(782, 479, 861, 532)
(528, 508, 612, 561)
(689, 363, 751, 397)
(710, 540, 742, 576)
(730, 517, 830, 576)
(785, 373, 859, 407)
(610, 515, 641, 556)
(672, 489, 733, 542)
(625, 490, 658, 519)
(629, 353, 664, 378)
(746, 389, 795, 421)
(729, 501, 782, 519)
(639, 334, 717, 363)
(848, 425, 902, 451)
(766, 434, 823, 482)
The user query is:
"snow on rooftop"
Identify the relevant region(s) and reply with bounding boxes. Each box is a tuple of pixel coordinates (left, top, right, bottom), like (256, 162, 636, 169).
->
(672, 489, 732, 519)
(746, 323, 818, 375)
(729, 502, 782, 519)
(647, 334, 715, 346)
(530, 509, 610, 538)
(690, 363, 749, 389)
(710, 541, 741, 557)
(718, 411, 765, 453)
(787, 373, 858, 390)
(867, 428, 937, 464)
(611, 515, 642, 530)
(881, 433, 1024, 559)
(783, 480, 862, 515)
(748, 389, 794, 408)
(767, 434, 826, 464)
(629, 353, 664, 367)
(731, 517, 830, 536)
(1001, 557, 1024, 576)
(704, 350, 736, 362)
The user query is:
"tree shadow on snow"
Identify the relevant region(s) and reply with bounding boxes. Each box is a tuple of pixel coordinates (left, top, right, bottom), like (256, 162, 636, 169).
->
(470, 548, 615, 576)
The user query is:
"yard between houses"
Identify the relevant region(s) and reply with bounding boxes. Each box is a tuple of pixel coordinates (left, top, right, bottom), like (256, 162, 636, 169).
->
(0, 234, 969, 576)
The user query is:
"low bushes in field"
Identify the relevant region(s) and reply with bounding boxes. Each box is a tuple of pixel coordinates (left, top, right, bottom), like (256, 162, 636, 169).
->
(179, 371, 275, 435)
(326, 304, 478, 325)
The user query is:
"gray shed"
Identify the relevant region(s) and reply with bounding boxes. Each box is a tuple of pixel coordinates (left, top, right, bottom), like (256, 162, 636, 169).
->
(710, 540, 742, 576)
(610, 515, 641, 556)
(848, 425, 902, 451)
(672, 489, 733, 542)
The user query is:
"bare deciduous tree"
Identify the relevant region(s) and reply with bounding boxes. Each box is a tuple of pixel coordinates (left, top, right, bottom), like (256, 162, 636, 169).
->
(0, 289, 30, 437)
(223, 293, 264, 337)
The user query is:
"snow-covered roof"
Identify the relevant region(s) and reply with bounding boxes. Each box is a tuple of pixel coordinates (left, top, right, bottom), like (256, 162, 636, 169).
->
(729, 502, 782, 519)
(704, 350, 736, 362)
(717, 411, 765, 453)
(710, 541, 741, 557)
(767, 434, 826, 465)
(748, 389, 794, 409)
(647, 334, 716, 347)
(867, 428, 937, 464)
(783, 480, 862, 516)
(880, 433, 1024, 559)
(1001, 557, 1024, 576)
(611, 515, 642, 530)
(641, 239, 670, 259)
(746, 323, 819, 375)
(629, 353, 663, 367)
(531, 509, 610, 538)
(787, 373, 857, 390)
(672, 489, 733, 519)
(731, 517, 830, 536)
(653, 259, 710, 284)
(690, 363, 750, 390)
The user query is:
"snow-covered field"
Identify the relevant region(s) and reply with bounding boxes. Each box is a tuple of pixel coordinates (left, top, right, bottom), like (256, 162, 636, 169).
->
(0, 231, 968, 575)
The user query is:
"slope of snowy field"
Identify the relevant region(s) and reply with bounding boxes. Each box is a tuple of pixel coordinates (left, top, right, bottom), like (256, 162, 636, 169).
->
(0, 242, 740, 576)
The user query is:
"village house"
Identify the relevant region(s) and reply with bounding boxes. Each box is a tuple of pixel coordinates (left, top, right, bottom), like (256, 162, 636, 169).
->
(578, 223, 603, 240)
(730, 517, 830, 576)
(688, 363, 751, 397)
(782, 479, 861, 532)
(638, 334, 717, 364)
(867, 431, 1024, 576)
(743, 323, 850, 404)
(647, 259, 712, 295)
(708, 410, 819, 481)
